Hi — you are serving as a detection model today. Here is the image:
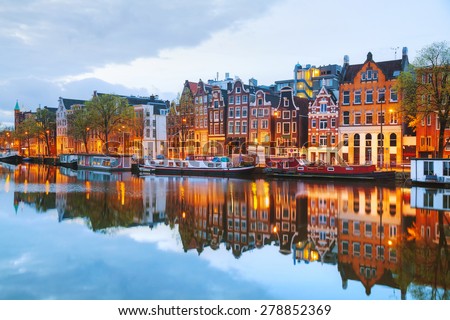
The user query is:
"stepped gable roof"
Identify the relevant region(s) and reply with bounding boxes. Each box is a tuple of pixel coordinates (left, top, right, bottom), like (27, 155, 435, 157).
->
(61, 98, 86, 110)
(342, 55, 403, 83)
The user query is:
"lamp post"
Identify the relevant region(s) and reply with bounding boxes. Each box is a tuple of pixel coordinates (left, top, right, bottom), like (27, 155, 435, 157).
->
(379, 96, 385, 169)
(181, 117, 186, 159)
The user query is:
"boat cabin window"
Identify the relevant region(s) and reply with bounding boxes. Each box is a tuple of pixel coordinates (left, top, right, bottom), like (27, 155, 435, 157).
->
(424, 161, 434, 176)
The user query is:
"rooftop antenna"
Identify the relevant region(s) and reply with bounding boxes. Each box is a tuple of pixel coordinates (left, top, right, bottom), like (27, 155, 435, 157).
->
(391, 47, 399, 59)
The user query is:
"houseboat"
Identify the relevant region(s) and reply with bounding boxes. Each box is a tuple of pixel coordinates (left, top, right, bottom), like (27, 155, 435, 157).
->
(58, 154, 78, 169)
(265, 157, 395, 180)
(0, 149, 22, 165)
(410, 158, 450, 187)
(77, 154, 133, 172)
(139, 155, 255, 177)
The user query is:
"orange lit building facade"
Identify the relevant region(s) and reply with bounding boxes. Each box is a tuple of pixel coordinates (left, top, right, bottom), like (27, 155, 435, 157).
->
(339, 49, 409, 167)
(308, 84, 339, 163)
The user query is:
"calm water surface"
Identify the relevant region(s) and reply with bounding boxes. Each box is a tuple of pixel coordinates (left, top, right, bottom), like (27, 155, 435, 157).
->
(0, 163, 448, 300)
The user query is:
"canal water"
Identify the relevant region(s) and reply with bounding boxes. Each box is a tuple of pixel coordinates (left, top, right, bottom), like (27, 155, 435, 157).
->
(0, 163, 448, 300)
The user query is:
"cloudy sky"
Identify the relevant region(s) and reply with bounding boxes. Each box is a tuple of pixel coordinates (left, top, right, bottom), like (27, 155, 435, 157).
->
(1, 0, 449, 126)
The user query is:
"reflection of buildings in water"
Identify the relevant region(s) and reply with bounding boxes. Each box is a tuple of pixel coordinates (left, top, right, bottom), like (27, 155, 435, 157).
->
(408, 187, 450, 296)
(336, 185, 407, 297)
(176, 177, 228, 254)
(295, 184, 338, 265)
(55, 169, 145, 231)
(270, 180, 307, 255)
(142, 176, 167, 228)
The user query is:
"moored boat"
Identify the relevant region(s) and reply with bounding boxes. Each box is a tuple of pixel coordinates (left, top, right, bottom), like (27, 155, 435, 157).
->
(77, 153, 133, 171)
(139, 155, 255, 177)
(58, 153, 78, 169)
(410, 158, 450, 187)
(265, 157, 394, 180)
(0, 150, 22, 165)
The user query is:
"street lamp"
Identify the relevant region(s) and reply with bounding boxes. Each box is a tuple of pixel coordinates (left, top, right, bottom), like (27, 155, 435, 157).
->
(181, 118, 186, 159)
(379, 95, 385, 169)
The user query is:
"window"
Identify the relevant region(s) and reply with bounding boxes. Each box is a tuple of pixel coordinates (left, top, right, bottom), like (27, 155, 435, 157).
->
(390, 89, 398, 102)
(236, 96, 241, 105)
(251, 120, 258, 129)
(354, 221, 360, 235)
(354, 133, 360, 147)
(320, 103, 327, 113)
(424, 192, 434, 207)
(343, 91, 350, 105)
(367, 69, 373, 80)
(242, 121, 247, 133)
(258, 98, 263, 106)
(235, 108, 241, 118)
(228, 122, 234, 134)
(319, 119, 328, 129)
(319, 136, 327, 146)
(311, 135, 316, 145)
(242, 107, 247, 117)
(365, 223, 372, 236)
(342, 241, 349, 255)
(378, 89, 385, 102)
(373, 71, 378, 80)
(390, 112, 398, 124)
(214, 101, 219, 108)
(311, 119, 317, 128)
(331, 135, 336, 144)
(366, 89, 373, 103)
(229, 96, 234, 104)
(283, 123, 290, 135)
(365, 244, 372, 258)
(229, 107, 234, 118)
(354, 90, 361, 104)
(365, 133, 372, 146)
(390, 133, 397, 147)
(242, 95, 248, 103)
(354, 112, 361, 125)
(444, 161, 450, 176)
(343, 134, 349, 146)
(353, 242, 360, 256)
(331, 118, 336, 127)
(259, 120, 267, 129)
(366, 112, 373, 124)
(235, 122, 240, 134)
(343, 111, 350, 125)
(424, 161, 434, 175)
(236, 87, 241, 93)
(283, 111, 290, 119)
(284, 98, 289, 107)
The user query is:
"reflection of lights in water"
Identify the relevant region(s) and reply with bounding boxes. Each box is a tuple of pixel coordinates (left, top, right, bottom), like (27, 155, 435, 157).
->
(85, 181, 91, 200)
(120, 181, 125, 206)
(4, 175, 10, 193)
(24, 179, 28, 194)
(45, 180, 50, 195)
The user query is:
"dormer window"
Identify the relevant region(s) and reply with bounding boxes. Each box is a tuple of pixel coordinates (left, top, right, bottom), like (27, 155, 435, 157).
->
(367, 70, 373, 80)
(320, 103, 327, 113)
(236, 87, 241, 93)
(283, 98, 289, 107)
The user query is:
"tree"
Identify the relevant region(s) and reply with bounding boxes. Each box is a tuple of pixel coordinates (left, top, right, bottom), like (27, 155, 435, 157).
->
(397, 41, 450, 157)
(67, 108, 91, 153)
(16, 117, 39, 156)
(85, 94, 134, 153)
(35, 107, 56, 156)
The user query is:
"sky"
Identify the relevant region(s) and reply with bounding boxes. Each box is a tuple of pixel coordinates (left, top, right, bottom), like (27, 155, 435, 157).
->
(1, 0, 449, 127)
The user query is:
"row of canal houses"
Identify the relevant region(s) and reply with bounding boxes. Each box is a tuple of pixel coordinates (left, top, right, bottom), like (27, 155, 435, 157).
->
(15, 46, 427, 166)
(170, 47, 412, 167)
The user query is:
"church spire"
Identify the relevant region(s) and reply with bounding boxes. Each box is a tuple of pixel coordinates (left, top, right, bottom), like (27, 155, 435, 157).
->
(14, 100, 20, 111)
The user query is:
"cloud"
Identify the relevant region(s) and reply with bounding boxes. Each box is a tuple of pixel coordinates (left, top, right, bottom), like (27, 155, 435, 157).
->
(0, 0, 277, 79)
